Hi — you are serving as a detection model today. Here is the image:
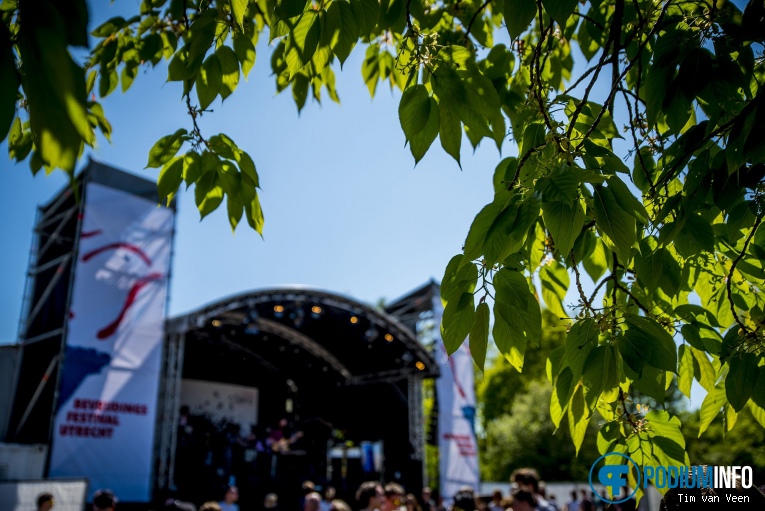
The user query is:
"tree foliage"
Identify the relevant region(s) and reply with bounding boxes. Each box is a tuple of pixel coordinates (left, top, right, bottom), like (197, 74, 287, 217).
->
(3, 0, 765, 499)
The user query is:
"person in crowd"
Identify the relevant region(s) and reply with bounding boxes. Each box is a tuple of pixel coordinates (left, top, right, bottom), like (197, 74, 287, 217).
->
(200, 503, 222, 511)
(510, 489, 537, 511)
(450, 488, 476, 511)
(165, 499, 197, 511)
(405, 493, 423, 511)
(382, 483, 406, 511)
(263, 493, 280, 511)
(321, 486, 336, 511)
(538, 484, 558, 511)
(564, 490, 579, 511)
(304, 492, 322, 511)
(578, 490, 593, 511)
(219, 485, 240, 511)
(488, 490, 504, 511)
(92, 490, 117, 511)
(36, 493, 54, 511)
(329, 499, 352, 511)
(419, 487, 437, 511)
(510, 469, 555, 511)
(356, 481, 385, 511)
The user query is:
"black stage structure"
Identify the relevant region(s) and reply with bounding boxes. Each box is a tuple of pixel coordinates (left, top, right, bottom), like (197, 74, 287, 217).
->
(5, 160, 441, 507)
(157, 287, 440, 506)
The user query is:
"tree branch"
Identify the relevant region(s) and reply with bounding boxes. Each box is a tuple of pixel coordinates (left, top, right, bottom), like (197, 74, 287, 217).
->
(727, 213, 763, 341)
(463, 0, 492, 45)
(571, 251, 596, 315)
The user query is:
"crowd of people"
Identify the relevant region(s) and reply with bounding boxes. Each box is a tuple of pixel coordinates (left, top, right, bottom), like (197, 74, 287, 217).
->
(30, 463, 765, 511)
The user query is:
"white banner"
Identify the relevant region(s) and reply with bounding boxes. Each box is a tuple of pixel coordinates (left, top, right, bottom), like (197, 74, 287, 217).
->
(433, 293, 480, 502)
(49, 182, 174, 502)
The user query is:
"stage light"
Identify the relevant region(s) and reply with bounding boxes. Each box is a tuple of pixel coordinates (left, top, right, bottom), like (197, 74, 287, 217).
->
(364, 327, 378, 343)
(211, 319, 222, 327)
(274, 305, 284, 313)
(350, 316, 358, 324)
(402, 351, 413, 363)
(416, 361, 425, 371)
(311, 305, 322, 318)
(384, 333, 394, 342)
(245, 323, 259, 335)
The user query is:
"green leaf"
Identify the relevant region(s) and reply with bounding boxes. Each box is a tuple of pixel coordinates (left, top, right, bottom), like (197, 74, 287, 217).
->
(726, 353, 758, 412)
(326, 0, 359, 66)
(226, 190, 244, 232)
(607, 175, 648, 224)
(441, 254, 478, 305)
(565, 318, 598, 380)
(442, 291, 476, 355)
(539, 260, 570, 319)
(582, 237, 608, 282)
(399, 85, 432, 140)
(542, 0, 578, 27)
(536, 165, 579, 203)
(196, 53, 223, 109)
(631, 365, 667, 403)
(674, 213, 715, 257)
(91, 16, 126, 37)
(230, 0, 249, 29)
(645, 410, 687, 466)
(233, 32, 256, 78)
(216, 46, 240, 99)
(469, 302, 490, 371)
(551, 366, 574, 428)
(542, 199, 585, 257)
(493, 268, 542, 371)
(698, 383, 726, 437)
(678, 344, 693, 398)
(352, 0, 380, 36)
(244, 190, 265, 236)
(409, 97, 440, 164)
(690, 346, 716, 392)
(592, 184, 636, 264)
(582, 345, 618, 410)
(623, 313, 678, 373)
(182, 151, 203, 186)
(504, 0, 536, 40)
(0, 24, 19, 141)
(567, 384, 589, 455)
(194, 170, 224, 219)
(439, 101, 462, 165)
(287, 11, 321, 75)
(146, 128, 187, 168)
(275, 0, 309, 20)
(99, 68, 119, 98)
(158, 156, 184, 204)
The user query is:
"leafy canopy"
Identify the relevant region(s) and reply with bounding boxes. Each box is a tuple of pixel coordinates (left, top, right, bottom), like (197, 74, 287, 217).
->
(3, 0, 765, 500)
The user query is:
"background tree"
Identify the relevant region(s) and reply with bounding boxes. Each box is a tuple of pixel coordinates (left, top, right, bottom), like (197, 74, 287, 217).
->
(479, 310, 600, 482)
(3, 0, 765, 501)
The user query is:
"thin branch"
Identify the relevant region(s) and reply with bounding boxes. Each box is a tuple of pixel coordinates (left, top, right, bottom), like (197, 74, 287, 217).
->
(572, 11, 605, 31)
(727, 213, 763, 340)
(589, 273, 616, 305)
(463, 0, 492, 45)
(571, 251, 596, 315)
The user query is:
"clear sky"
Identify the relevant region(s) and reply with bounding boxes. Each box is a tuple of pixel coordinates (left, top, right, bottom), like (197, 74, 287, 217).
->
(0, 1, 508, 345)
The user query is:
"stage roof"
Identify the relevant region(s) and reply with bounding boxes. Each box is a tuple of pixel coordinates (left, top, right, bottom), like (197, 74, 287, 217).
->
(166, 286, 439, 386)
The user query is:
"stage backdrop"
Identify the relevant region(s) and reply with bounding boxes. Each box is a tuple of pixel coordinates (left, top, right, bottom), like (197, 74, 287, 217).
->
(180, 379, 259, 433)
(48, 181, 174, 501)
(433, 294, 480, 502)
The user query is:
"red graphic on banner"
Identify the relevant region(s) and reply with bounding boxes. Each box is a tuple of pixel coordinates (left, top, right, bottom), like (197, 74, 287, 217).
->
(82, 243, 152, 266)
(96, 272, 163, 339)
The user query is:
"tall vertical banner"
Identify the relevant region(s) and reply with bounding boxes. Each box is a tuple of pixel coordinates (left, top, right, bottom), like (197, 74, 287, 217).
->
(49, 181, 174, 501)
(433, 293, 479, 502)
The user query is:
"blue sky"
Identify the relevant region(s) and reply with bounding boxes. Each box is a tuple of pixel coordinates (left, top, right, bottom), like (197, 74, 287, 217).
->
(0, 1, 506, 344)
